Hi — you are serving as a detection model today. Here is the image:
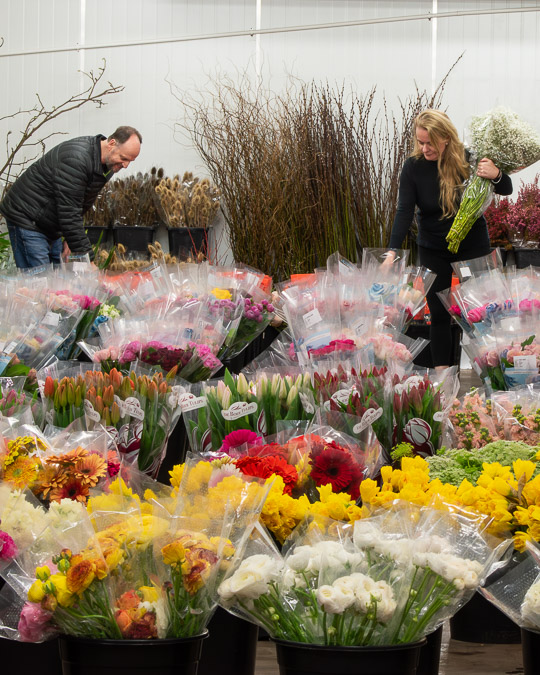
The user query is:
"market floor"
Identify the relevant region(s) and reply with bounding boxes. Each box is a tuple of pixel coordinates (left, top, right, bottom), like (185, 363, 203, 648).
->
(255, 624, 524, 674)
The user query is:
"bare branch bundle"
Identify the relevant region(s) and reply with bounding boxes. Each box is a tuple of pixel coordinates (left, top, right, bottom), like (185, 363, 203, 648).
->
(177, 67, 456, 280)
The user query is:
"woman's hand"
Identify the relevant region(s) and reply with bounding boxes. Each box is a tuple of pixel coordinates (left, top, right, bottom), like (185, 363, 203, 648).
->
(477, 158, 501, 181)
(381, 250, 397, 268)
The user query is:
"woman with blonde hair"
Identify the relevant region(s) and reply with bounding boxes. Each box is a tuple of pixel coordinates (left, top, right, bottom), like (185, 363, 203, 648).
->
(385, 109, 512, 369)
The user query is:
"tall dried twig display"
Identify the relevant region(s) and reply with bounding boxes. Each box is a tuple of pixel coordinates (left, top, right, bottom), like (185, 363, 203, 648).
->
(177, 67, 456, 280)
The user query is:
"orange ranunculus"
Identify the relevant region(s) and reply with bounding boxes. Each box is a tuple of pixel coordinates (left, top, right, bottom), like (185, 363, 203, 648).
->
(115, 609, 133, 634)
(116, 590, 140, 610)
(66, 559, 96, 594)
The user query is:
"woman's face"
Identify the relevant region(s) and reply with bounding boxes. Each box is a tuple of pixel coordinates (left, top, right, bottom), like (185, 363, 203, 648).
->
(416, 127, 447, 161)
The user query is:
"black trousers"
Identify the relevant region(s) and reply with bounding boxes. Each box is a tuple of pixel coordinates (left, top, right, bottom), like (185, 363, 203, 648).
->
(417, 244, 490, 366)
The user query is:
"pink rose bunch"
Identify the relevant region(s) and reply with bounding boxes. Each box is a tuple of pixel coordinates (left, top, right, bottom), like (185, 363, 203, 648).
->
(17, 602, 54, 642)
(519, 298, 540, 312)
(367, 334, 412, 363)
(55, 290, 100, 311)
(308, 339, 356, 358)
(467, 306, 486, 323)
(95, 346, 121, 363)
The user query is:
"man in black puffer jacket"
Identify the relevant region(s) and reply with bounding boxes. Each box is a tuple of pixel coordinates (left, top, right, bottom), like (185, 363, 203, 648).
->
(0, 125, 142, 268)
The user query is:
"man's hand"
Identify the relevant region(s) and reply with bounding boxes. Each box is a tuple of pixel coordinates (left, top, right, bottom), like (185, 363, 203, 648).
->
(62, 240, 71, 262)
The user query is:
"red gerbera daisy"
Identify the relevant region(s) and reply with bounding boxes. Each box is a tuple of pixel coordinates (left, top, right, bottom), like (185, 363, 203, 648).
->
(235, 455, 298, 495)
(309, 445, 365, 499)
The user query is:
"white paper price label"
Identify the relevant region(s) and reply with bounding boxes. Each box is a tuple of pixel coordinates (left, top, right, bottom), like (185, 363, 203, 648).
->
(3, 341, 17, 354)
(460, 266, 471, 279)
(353, 407, 383, 434)
(222, 401, 258, 420)
(499, 317, 516, 331)
(84, 400, 101, 422)
(352, 318, 368, 336)
(299, 392, 315, 414)
(179, 392, 207, 413)
(513, 355, 537, 370)
(124, 396, 145, 421)
(43, 311, 60, 327)
(331, 389, 353, 405)
(302, 308, 323, 329)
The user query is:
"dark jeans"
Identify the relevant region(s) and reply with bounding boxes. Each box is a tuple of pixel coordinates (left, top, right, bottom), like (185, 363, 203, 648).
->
(7, 223, 62, 268)
(418, 244, 490, 366)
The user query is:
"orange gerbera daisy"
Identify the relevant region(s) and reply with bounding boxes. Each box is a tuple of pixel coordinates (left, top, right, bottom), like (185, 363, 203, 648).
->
(39, 465, 70, 497)
(73, 454, 107, 486)
(48, 478, 90, 503)
(3, 455, 41, 489)
(45, 446, 87, 466)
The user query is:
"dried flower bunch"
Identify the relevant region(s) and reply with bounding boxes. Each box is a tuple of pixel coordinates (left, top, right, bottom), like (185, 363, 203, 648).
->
(108, 168, 165, 228)
(155, 171, 221, 229)
(96, 242, 180, 271)
(83, 183, 114, 228)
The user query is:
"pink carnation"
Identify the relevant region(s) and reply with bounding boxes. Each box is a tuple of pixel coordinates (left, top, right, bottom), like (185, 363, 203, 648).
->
(449, 304, 462, 317)
(18, 602, 54, 642)
(220, 429, 263, 455)
(0, 530, 17, 560)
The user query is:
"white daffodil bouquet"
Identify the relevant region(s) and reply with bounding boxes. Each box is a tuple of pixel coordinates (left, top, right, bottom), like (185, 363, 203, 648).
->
(217, 504, 506, 646)
(447, 107, 540, 253)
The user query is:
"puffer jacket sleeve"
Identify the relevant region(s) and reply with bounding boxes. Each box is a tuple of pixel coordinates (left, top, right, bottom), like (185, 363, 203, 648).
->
(53, 146, 93, 253)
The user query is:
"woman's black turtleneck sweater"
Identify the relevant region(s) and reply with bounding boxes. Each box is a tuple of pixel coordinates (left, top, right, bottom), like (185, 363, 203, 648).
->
(388, 156, 513, 251)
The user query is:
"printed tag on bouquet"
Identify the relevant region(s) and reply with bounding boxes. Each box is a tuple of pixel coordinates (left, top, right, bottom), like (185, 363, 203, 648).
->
(499, 317, 515, 331)
(514, 355, 537, 370)
(302, 308, 322, 328)
(331, 389, 353, 405)
(433, 411, 445, 422)
(222, 401, 258, 420)
(167, 385, 188, 409)
(113, 395, 127, 417)
(299, 392, 315, 414)
(124, 397, 145, 420)
(84, 399, 101, 422)
(3, 341, 17, 354)
(353, 407, 383, 434)
(459, 266, 471, 279)
(43, 311, 60, 327)
(137, 281, 154, 300)
(179, 392, 207, 413)
(37, 379, 45, 397)
(352, 318, 368, 336)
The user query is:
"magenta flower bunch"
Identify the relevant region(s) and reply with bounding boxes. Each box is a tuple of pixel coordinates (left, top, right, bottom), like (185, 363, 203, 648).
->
(0, 526, 17, 562)
(218, 295, 276, 362)
(308, 339, 356, 359)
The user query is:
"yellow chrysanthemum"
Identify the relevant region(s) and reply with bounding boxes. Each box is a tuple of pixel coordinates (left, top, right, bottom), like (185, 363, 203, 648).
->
(211, 287, 232, 300)
(169, 464, 185, 490)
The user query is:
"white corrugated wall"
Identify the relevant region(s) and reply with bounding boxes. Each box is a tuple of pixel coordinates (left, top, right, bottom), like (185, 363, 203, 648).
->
(1, 1, 539, 187)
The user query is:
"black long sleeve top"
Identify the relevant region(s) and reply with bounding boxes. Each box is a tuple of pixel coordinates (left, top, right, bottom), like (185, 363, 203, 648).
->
(388, 156, 513, 251)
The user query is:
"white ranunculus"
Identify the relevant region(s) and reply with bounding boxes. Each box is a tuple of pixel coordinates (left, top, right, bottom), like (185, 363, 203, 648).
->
(287, 545, 315, 572)
(239, 553, 282, 579)
(317, 585, 354, 614)
(226, 568, 270, 599)
(522, 582, 540, 627)
(413, 552, 484, 590)
(414, 535, 453, 555)
(353, 521, 381, 549)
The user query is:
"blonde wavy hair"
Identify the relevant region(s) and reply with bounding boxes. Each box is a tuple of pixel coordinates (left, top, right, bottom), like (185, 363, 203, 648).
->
(412, 109, 470, 218)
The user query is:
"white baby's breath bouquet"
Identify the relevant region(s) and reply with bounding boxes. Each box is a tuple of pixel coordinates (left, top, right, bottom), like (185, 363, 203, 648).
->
(447, 107, 540, 253)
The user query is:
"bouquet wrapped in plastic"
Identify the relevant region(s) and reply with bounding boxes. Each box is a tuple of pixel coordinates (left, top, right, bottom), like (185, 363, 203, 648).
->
(447, 107, 540, 253)
(192, 369, 316, 453)
(217, 503, 506, 645)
